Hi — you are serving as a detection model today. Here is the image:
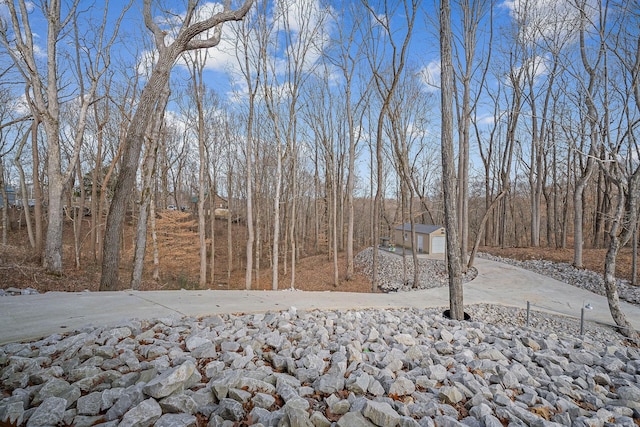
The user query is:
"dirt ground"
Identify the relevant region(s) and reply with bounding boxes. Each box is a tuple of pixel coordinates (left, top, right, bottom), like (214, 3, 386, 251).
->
(0, 210, 636, 293)
(0, 211, 373, 293)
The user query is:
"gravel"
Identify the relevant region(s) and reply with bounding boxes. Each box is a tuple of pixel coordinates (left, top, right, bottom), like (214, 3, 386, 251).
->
(2, 306, 638, 426)
(355, 247, 477, 292)
(2, 251, 640, 426)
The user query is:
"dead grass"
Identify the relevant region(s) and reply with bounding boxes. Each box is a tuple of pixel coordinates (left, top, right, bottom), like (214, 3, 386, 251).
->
(0, 210, 635, 293)
(0, 210, 372, 293)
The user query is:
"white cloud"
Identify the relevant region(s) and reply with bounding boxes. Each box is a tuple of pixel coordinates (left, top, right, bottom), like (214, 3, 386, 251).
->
(476, 114, 496, 126)
(501, 0, 584, 45)
(140, 0, 335, 106)
(229, 0, 335, 103)
(136, 49, 158, 78)
(419, 60, 441, 92)
(506, 54, 550, 86)
(10, 93, 31, 116)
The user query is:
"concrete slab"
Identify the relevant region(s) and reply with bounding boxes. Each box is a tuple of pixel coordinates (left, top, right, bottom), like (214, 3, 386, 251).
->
(1, 257, 639, 344)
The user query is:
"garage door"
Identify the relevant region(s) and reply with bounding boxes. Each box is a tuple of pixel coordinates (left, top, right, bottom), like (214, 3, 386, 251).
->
(431, 236, 446, 254)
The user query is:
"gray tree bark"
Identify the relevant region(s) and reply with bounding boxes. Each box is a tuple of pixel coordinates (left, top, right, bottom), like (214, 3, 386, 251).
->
(441, 0, 464, 320)
(130, 84, 170, 290)
(101, 0, 253, 290)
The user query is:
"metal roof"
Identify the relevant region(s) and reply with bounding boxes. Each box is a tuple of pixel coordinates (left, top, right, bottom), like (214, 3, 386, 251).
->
(395, 223, 444, 234)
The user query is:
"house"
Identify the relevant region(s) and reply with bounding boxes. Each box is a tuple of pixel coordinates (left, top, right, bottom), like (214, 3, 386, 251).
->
(394, 223, 446, 254)
(0, 188, 17, 207)
(213, 194, 229, 209)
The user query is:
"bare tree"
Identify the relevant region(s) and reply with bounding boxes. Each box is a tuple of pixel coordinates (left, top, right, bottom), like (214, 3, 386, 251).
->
(13, 130, 35, 248)
(184, 48, 210, 288)
(0, 74, 31, 245)
(571, 0, 603, 268)
(1, 0, 130, 273)
(323, 2, 369, 281)
(100, 0, 253, 290)
(597, 0, 640, 339)
(441, 0, 464, 320)
(363, 0, 420, 291)
(452, 0, 492, 268)
(386, 67, 433, 287)
(232, 1, 264, 290)
(302, 63, 341, 286)
(130, 82, 170, 290)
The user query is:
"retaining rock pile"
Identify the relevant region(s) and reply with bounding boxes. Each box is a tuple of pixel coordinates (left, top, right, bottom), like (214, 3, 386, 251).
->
(477, 253, 640, 305)
(355, 248, 477, 292)
(0, 287, 39, 297)
(2, 306, 639, 427)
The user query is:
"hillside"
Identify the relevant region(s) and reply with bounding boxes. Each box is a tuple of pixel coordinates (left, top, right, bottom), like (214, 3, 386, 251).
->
(0, 210, 635, 292)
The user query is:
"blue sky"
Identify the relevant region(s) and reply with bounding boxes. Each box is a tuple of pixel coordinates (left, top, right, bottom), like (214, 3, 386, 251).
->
(1, 0, 597, 173)
(0, 0, 526, 115)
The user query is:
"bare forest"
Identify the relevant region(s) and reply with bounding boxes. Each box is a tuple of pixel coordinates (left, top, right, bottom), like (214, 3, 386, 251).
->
(0, 0, 639, 330)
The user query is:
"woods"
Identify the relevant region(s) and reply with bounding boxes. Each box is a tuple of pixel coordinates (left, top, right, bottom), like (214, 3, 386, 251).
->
(0, 0, 639, 334)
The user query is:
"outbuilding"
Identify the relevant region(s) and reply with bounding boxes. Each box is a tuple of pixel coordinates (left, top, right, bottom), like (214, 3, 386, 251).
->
(394, 223, 446, 254)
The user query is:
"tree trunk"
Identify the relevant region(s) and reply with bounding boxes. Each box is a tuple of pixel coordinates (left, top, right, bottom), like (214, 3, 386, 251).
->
(632, 224, 638, 286)
(574, 0, 601, 268)
(31, 120, 43, 255)
(101, 1, 253, 290)
(345, 91, 356, 280)
(195, 78, 207, 289)
(73, 162, 87, 269)
(332, 156, 339, 288)
(43, 140, 66, 274)
(150, 196, 160, 281)
(573, 167, 594, 268)
(0, 162, 8, 245)
(227, 164, 233, 283)
(468, 190, 507, 268)
(410, 195, 419, 288)
(602, 184, 638, 340)
(441, 0, 464, 320)
(13, 131, 35, 248)
(210, 174, 217, 286)
(97, 138, 124, 263)
(90, 100, 108, 263)
(130, 83, 168, 290)
(290, 163, 298, 290)
(245, 111, 255, 290)
(101, 53, 177, 290)
(271, 139, 283, 291)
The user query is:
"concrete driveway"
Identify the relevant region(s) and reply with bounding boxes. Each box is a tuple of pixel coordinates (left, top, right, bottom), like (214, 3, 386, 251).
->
(1, 258, 639, 344)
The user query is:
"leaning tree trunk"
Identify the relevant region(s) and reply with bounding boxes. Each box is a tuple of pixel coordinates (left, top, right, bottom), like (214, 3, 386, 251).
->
(604, 162, 640, 342)
(603, 239, 636, 339)
(602, 182, 638, 340)
(468, 190, 507, 268)
(130, 83, 168, 290)
(101, 53, 177, 290)
(150, 196, 160, 281)
(100, 1, 253, 291)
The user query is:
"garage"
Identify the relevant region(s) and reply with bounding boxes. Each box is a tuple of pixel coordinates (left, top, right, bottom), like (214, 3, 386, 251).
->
(431, 236, 446, 254)
(393, 223, 446, 255)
